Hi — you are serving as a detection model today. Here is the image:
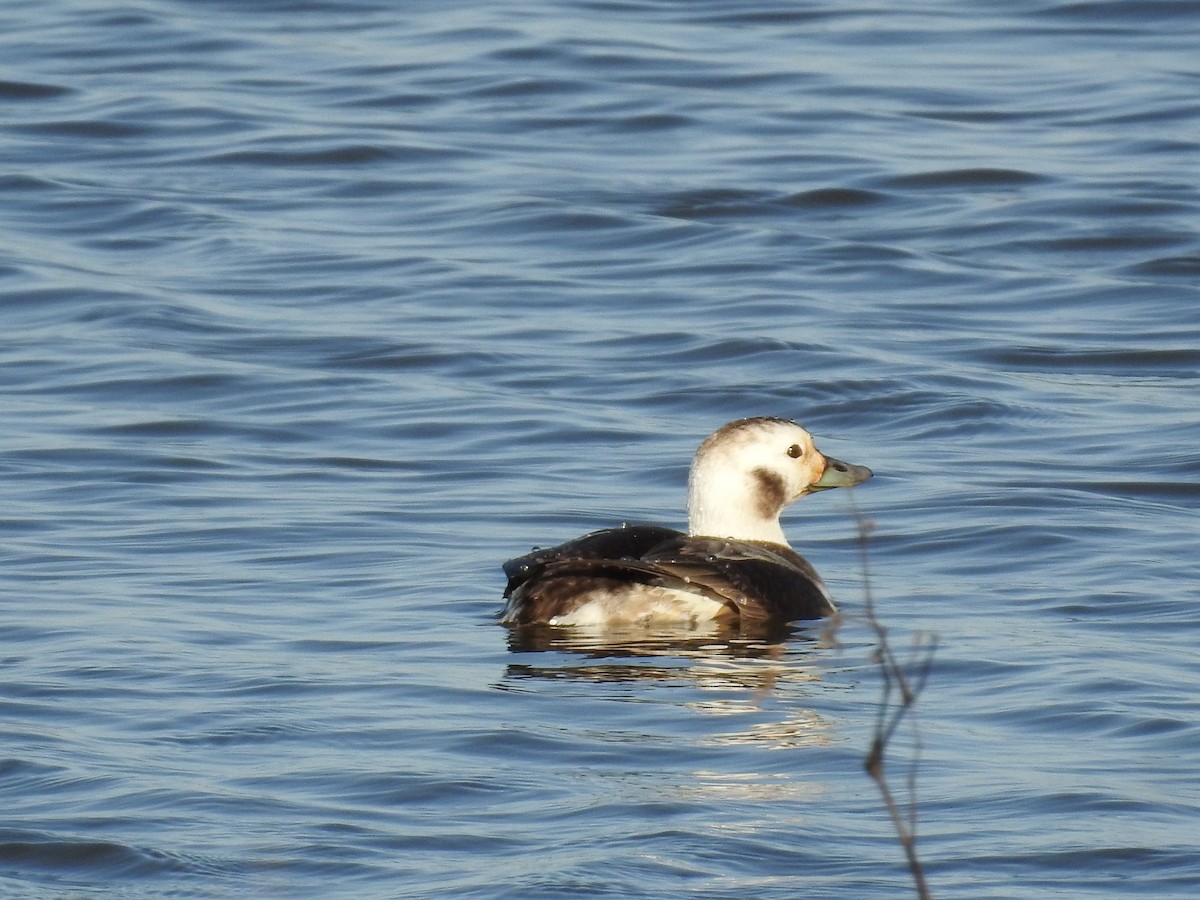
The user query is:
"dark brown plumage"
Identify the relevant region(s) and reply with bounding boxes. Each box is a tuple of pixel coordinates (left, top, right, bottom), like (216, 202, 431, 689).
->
(502, 524, 834, 625)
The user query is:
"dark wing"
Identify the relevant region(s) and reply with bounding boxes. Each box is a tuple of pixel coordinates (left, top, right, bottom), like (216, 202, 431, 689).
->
(642, 536, 835, 622)
(503, 524, 684, 597)
(502, 526, 835, 625)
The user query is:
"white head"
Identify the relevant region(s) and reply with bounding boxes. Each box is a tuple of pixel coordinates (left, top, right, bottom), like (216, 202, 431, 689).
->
(686, 417, 872, 545)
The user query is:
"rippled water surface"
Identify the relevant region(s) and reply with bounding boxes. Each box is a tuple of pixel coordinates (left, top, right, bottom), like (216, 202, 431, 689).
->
(3, 1, 1198, 897)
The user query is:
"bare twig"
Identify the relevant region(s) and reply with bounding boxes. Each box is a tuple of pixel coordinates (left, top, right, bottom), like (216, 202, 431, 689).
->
(849, 494, 936, 900)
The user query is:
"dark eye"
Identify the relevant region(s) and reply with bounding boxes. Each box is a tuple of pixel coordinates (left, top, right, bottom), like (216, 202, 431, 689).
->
(787, 444, 803, 459)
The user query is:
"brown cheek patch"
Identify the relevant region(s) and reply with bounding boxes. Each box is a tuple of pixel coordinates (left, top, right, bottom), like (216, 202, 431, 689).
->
(751, 467, 787, 518)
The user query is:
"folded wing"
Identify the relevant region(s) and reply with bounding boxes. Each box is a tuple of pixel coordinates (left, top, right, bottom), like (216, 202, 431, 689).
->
(503, 524, 834, 625)
(642, 535, 835, 622)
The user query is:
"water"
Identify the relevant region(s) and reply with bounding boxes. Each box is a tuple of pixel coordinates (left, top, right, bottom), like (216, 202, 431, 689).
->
(2, 1, 1198, 896)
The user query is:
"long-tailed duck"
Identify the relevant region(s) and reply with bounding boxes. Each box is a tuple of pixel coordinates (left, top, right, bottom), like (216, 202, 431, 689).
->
(501, 417, 872, 627)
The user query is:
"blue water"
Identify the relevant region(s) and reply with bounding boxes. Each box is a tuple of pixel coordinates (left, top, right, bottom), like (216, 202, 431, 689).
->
(2, 1, 1198, 897)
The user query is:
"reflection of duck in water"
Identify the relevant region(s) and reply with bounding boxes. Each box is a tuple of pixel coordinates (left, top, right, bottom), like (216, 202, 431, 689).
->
(502, 417, 872, 629)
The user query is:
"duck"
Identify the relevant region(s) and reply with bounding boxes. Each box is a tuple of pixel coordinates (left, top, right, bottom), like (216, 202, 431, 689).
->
(501, 417, 872, 628)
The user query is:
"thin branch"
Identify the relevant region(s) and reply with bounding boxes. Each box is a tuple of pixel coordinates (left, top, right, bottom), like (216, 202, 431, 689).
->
(848, 493, 936, 900)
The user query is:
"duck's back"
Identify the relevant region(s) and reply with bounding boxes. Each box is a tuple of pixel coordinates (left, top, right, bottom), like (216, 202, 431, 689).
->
(501, 524, 835, 626)
(502, 524, 682, 590)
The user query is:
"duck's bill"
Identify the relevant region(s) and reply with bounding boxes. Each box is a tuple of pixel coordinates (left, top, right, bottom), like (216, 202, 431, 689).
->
(811, 455, 873, 490)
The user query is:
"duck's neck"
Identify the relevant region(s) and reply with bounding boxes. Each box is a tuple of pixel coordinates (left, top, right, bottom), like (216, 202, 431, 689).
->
(687, 473, 790, 545)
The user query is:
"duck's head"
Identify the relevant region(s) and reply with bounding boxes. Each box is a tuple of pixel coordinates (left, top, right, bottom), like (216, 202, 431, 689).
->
(686, 417, 872, 545)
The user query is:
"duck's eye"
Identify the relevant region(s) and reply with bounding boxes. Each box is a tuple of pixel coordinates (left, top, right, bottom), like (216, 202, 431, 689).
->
(787, 444, 803, 459)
